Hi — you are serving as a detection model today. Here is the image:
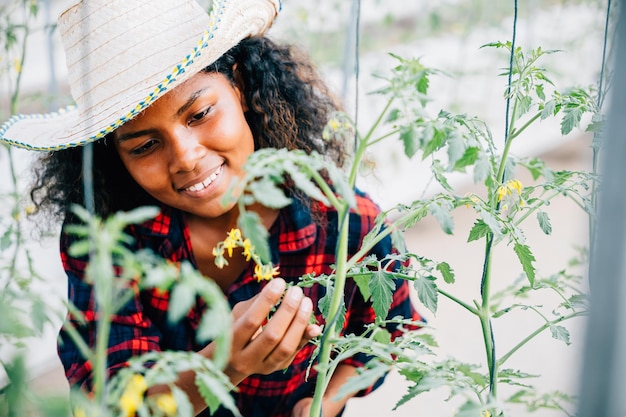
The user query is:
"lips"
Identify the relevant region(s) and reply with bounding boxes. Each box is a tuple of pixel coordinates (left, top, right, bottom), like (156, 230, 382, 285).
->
(181, 165, 223, 192)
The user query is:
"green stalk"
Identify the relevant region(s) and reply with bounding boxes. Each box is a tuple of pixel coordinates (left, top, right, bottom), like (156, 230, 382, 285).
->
(497, 311, 586, 367)
(348, 98, 394, 186)
(310, 203, 350, 417)
(7, 10, 30, 280)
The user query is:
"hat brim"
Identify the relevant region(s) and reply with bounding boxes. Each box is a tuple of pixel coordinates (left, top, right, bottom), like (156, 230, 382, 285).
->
(0, 0, 280, 151)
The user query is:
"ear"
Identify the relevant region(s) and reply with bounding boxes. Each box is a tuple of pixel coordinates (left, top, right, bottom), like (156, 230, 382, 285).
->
(232, 63, 248, 112)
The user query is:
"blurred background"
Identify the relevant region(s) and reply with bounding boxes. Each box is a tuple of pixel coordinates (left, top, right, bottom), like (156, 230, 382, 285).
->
(0, 0, 610, 415)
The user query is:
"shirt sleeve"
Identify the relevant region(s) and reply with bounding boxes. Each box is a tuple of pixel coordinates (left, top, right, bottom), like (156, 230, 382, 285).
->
(57, 227, 163, 391)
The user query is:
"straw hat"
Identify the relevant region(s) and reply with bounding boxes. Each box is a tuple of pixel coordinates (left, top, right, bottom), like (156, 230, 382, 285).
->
(0, 0, 280, 151)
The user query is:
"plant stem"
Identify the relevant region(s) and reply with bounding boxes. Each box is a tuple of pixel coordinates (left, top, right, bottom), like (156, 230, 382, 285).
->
(310, 204, 351, 417)
(7, 8, 30, 281)
(348, 97, 393, 186)
(497, 311, 586, 367)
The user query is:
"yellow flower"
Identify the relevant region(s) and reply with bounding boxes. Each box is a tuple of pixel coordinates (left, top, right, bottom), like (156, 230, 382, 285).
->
(507, 179, 523, 195)
(223, 236, 237, 257)
(12, 58, 21, 73)
(242, 238, 254, 261)
(24, 205, 36, 215)
(496, 185, 510, 202)
(482, 411, 491, 417)
(254, 264, 280, 282)
(120, 374, 147, 417)
(73, 407, 87, 417)
(228, 228, 242, 241)
(155, 393, 177, 416)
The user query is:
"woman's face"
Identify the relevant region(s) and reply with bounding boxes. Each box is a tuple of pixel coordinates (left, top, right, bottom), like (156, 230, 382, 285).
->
(113, 71, 254, 221)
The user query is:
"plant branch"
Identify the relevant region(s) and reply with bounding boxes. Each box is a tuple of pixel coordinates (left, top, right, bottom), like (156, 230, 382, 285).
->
(497, 311, 586, 367)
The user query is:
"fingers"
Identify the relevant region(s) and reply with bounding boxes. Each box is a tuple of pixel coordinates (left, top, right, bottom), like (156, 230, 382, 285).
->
(231, 278, 286, 347)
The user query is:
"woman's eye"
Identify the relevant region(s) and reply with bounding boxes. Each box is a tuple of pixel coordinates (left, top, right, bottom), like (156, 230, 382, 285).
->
(130, 139, 157, 155)
(189, 107, 211, 124)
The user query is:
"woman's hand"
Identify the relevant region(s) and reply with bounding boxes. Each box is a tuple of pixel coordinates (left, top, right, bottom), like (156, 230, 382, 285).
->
(219, 278, 322, 384)
(291, 396, 345, 417)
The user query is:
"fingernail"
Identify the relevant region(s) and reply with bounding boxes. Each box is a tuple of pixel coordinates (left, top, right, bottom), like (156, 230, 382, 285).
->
(267, 278, 285, 294)
(286, 285, 303, 301)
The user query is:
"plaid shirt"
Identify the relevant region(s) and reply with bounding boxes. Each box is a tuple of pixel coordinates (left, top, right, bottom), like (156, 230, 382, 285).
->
(58, 190, 421, 417)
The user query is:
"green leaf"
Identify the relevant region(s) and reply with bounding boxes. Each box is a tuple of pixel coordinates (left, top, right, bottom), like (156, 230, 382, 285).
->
(353, 275, 372, 302)
(453, 146, 480, 171)
(238, 211, 270, 263)
(467, 219, 490, 242)
(428, 201, 454, 235)
(541, 99, 556, 119)
(400, 125, 419, 158)
(336, 363, 389, 400)
(422, 126, 446, 159)
(561, 107, 583, 135)
(474, 152, 491, 184)
(517, 95, 533, 118)
(414, 275, 438, 314)
(446, 130, 466, 166)
(514, 243, 536, 285)
(196, 373, 241, 417)
(1, 226, 12, 250)
(537, 211, 552, 235)
(116, 206, 160, 226)
(248, 178, 292, 209)
(171, 385, 194, 417)
(436, 262, 455, 284)
(168, 283, 196, 324)
(536, 84, 545, 101)
(549, 324, 571, 345)
(369, 271, 396, 320)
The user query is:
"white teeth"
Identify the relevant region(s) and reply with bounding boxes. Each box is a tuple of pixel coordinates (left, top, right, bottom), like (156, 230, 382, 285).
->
(184, 166, 222, 192)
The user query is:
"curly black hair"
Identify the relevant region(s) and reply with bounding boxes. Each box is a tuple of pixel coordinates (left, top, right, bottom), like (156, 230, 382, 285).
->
(29, 37, 347, 223)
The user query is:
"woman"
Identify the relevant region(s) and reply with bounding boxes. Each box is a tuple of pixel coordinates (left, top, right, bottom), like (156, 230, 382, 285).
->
(0, 0, 420, 416)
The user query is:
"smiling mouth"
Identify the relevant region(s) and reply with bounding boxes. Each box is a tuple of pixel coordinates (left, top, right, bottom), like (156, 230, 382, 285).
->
(182, 165, 224, 192)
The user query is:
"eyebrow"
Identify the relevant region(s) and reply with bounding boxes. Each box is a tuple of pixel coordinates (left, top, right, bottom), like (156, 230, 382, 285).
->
(116, 87, 210, 143)
(176, 87, 209, 117)
(116, 129, 156, 144)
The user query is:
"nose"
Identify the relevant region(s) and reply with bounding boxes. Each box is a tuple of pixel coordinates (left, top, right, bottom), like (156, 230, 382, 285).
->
(168, 130, 206, 174)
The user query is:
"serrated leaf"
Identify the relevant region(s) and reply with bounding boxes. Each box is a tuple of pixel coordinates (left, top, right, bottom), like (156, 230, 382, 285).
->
(436, 262, 455, 284)
(248, 178, 292, 209)
(422, 127, 446, 159)
(168, 283, 196, 324)
(514, 243, 536, 285)
(536, 84, 545, 100)
(414, 275, 438, 314)
(474, 152, 491, 184)
(386, 108, 400, 123)
(238, 211, 270, 263)
(170, 385, 194, 417)
(369, 271, 396, 319)
(431, 160, 454, 192)
(478, 208, 503, 239)
(428, 201, 454, 235)
(517, 95, 533, 118)
(549, 324, 571, 345)
(446, 130, 466, 166)
(116, 206, 160, 226)
(561, 107, 583, 135)
(336, 363, 389, 400)
(353, 275, 371, 301)
(541, 99, 557, 119)
(400, 125, 419, 158)
(467, 219, 490, 242)
(537, 211, 552, 235)
(196, 373, 240, 417)
(453, 146, 480, 171)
